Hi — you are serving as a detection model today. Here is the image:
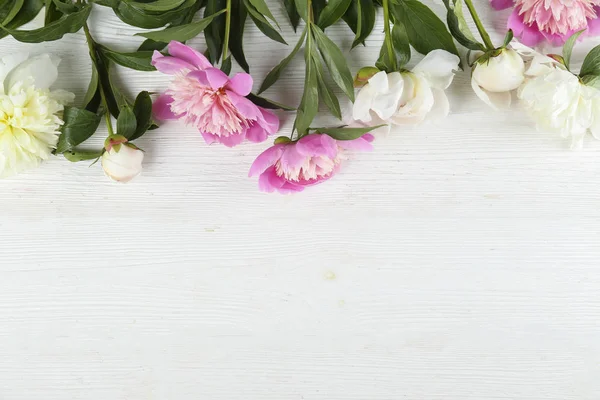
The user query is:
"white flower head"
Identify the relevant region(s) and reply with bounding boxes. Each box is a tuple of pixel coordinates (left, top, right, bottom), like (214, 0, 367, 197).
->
(0, 53, 74, 177)
(352, 50, 460, 133)
(518, 65, 600, 149)
(471, 47, 525, 109)
(101, 140, 144, 183)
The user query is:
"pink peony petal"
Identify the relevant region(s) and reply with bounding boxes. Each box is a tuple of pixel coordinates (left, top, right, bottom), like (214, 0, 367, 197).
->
(245, 123, 269, 143)
(296, 134, 337, 158)
(226, 90, 261, 120)
(167, 41, 212, 70)
(188, 68, 229, 90)
(336, 134, 375, 152)
(227, 73, 253, 96)
(279, 144, 308, 170)
(249, 144, 285, 177)
(152, 51, 195, 74)
(218, 132, 247, 147)
(200, 131, 218, 145)
(153, 93, 179, 120)
(255, 107, 280, 134)
(258, 166, 304, 193)
(586, 8, 600, 35)
(508, 10, 546, 46)
(490, 0, 514, 10)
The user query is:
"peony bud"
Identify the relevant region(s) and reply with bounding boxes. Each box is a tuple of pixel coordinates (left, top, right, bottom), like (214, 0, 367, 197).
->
(101, 141, 144, 183)
(472, 48, 525, 93)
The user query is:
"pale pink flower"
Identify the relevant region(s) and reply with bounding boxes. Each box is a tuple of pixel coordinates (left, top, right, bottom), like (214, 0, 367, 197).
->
(491, 0, 600, 45)
(249, 133, 374, 194)
(152, 41, 279, 147)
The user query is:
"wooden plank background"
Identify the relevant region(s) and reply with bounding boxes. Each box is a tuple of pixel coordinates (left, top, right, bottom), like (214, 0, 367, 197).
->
(1, 2, 599, 399)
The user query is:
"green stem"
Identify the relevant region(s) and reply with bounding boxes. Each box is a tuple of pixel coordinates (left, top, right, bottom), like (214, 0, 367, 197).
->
(382, 0, 397, 71)
(222, 0, 232, 61)
(463, 0, 494, 50)
(83, 23, 116, 137)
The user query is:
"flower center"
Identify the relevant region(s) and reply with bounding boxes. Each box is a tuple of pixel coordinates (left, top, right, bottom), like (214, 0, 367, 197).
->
(167, 74, 249, 137)
(517, 0, 600, 34)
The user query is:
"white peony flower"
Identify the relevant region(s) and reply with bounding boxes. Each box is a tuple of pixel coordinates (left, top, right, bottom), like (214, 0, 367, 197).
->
(471, 48, 525, 109)
(0, 53, 74, 177)
(518, 64, 600, 149)
(102, 142, 144, 183)
(352, 50, 460, 133)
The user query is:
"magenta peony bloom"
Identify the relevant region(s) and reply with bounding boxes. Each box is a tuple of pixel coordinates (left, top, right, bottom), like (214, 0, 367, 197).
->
(491, 0, 600, 45)
(152, 41, 279, 147)
(248, 133, 374, 194)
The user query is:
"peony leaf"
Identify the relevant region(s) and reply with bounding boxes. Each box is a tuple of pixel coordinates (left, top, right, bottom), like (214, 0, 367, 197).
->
(283, 0, 301, 31)
(312, 52, 342, 120)
(228, 0, 250, 72)
(316, 125, 383, 140)
(295, 45, 320, 135)
(135, 9, 226, 42)
(55, 107, 102, 154)
(129, 91, 154, 141)
(247, 93, 295, 111)
(294, 0, 309, 22)
(258, 27, 307, 94)
(1, 0, 25, 26)
(117, 105, 138, 139)
(111, 0, 197, 29)
(100, 46, 156, 71)
(0, 3, 91, 43)
(244, 0, 287, 44)
(394, 0, 459, 58)
(312, 24, 355, 101)
(63, 149, 103, 163)
(0, 0, 43, 40)
(349, 0, 375, 49)
(563, 30, 585, 70)
(442, 0, 485, 51)
(127, 0, 189, 13)
(580, 45, 600, 78)
(318, 0, 352, 29)
(392, 20, 411, 69)
(248, 0, 279, 26)
(204, 0, 226, 63)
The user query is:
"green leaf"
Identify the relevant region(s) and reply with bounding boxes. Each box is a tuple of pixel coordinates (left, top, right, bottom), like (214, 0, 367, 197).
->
(318, 0, 352, 29)
(392, 20, 410, 69)
(229, 0, 249, 72)
(258, 28, 306, 93)
(220, 55, 232, 74)
(317, 125, 382, 140)
(582, 74, 600, 89)
(112, 0, 196, 29)
(1, 3, 91, 43)
(247, 93, 295, 110)
(63, 149, 103, 162)
(376, 43, 395, 73)
(204, 0, 226, 63)
(295, 46, 319, 135)
(294, 0, 309, 22)
(502, 29, 513, 48)
(135, 9, 225, 42)
(244, 0, 287, 44)
(128, 0, 188, 13)
(353, 66, 379, 87)
(55, 107, 102, 154)
(83, 64, 101, 113)
(312, 25, 355, 101)
(395, 0, 459, 58)
(442, 0, 484, 51)
(248, 0, 278, 25)
(51, 0, 78, 14)
(563, 30, 585, 70)
(129, 91, 154, 141)
(117, 105, 137, 138)
(0, 0, 43, 40)
(313, 53, 342, 119)
(100, 47, 155, 71)
(580, 44, 600, 78)
(45, 0, 62, 25)
(350, 0, 375, 48)
(283, 0, 300, 31)
(1, 0, 25, 25)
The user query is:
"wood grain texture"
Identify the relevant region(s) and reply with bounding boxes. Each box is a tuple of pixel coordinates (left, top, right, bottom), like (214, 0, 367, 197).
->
(1, 2, 600, 399)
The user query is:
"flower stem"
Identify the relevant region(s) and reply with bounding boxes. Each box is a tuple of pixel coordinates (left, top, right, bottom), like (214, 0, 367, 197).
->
(463, 0, 495, 51)
(382, 0, 397, 71)
(222, 0, 232, 62)
(83, 23, 116, 137)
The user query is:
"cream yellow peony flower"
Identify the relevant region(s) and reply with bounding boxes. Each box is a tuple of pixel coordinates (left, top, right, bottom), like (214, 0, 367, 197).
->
(0, 54, 74, 177)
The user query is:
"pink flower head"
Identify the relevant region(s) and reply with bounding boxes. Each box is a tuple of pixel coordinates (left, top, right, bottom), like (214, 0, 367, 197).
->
(491, 0, 600, 45)
(249, 133, 374, 194)
(152, 41, 279, 147)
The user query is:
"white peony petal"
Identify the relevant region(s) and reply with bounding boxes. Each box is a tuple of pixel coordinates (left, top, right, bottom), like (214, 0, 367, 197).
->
(0, 53, 29, 92)
(471, 77, 511, 110)
(352, 84, 376, 122)
(412, 49, 460, 90)
(5, 54, 60, 92)
(428, 88, 450, 120)
(367, 71, 390, 93)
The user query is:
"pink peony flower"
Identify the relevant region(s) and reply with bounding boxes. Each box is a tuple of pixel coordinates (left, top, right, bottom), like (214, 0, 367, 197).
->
(491, 0, 600, 45)
(248, 133, 374, 194)
(152, 41, 279, 147)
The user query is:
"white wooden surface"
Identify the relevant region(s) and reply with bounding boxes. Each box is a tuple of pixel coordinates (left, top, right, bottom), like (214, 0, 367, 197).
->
(1, 3, 600, 399)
